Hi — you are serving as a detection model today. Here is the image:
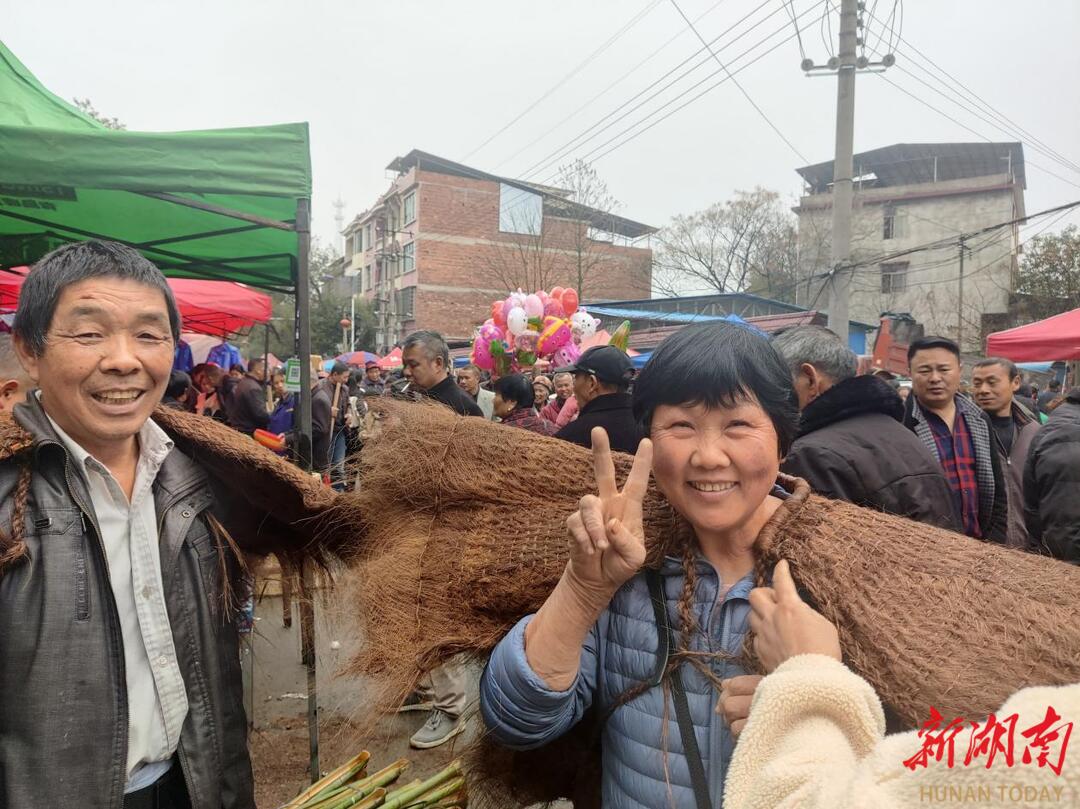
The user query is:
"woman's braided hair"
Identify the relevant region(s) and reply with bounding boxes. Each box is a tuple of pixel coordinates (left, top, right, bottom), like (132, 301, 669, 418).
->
(0, 461, 33, 573)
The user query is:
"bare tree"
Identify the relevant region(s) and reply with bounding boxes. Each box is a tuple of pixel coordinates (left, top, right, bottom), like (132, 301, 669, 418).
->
(551, 159, 627, 298)
(482, 160, 629, 297)
(72, 98, 126, 130)
(653, 188, 799, 301)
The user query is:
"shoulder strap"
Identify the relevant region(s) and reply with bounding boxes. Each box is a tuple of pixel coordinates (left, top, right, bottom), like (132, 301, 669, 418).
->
(646, 569, 711, 809)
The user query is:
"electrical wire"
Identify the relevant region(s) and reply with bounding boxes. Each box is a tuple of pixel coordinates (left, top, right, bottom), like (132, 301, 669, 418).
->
(872, 71, 1080, 192)
(669, 0, 809, 162)
(519, 0, 824, 186)
(783, 0, 807, 60)
(490, 0, 733, 172)
(460, 0, 663, 161)
(514, 0, 794, 182)
(860, 10, 1080, 176)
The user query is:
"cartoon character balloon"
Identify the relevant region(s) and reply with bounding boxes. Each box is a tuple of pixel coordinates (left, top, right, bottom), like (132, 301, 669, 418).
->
(570, 310, 598, 341)
(506, 306, 528, 336)
(536, 316, 572, 355)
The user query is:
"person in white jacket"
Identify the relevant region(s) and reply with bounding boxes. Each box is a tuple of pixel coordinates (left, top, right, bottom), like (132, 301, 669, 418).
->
(723, 560, 1079, 808)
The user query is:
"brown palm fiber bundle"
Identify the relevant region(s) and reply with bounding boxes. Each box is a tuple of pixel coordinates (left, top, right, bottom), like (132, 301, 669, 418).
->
(331, 398, 1080, 807)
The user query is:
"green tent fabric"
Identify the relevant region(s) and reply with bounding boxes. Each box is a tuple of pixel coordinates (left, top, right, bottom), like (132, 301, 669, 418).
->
(0, 40, 310, 291)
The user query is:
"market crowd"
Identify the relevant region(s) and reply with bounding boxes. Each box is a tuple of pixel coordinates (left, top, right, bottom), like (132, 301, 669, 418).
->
(0, 239, 1076, 809)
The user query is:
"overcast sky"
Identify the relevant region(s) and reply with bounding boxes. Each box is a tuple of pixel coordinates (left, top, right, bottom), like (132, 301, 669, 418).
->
(6, 0, 1080, 255)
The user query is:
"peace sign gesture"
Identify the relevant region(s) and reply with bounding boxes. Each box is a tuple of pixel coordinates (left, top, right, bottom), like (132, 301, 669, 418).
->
(565, 427, 654, 601)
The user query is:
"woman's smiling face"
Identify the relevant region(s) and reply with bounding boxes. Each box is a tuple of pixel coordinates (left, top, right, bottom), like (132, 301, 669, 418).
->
(649, 397, 781, 543)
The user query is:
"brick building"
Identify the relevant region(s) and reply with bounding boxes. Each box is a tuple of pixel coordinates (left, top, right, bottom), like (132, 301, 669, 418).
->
(794, 142, 1026, 352)
(341, 150, 656, 350)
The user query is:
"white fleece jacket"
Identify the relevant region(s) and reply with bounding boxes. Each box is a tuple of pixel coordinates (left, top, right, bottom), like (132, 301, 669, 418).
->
(724, 654, 1079, 809)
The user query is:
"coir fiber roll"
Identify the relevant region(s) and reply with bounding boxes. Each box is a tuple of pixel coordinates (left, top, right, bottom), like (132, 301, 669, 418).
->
(331, 398, 1080, 807)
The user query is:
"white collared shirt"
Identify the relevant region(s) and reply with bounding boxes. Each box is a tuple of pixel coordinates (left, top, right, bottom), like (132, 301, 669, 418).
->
(43, 402, 189, 792)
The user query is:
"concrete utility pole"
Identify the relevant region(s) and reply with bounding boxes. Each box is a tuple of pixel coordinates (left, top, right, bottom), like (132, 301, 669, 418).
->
(957, 235, 966, 350)
(825, 0, 859, 339)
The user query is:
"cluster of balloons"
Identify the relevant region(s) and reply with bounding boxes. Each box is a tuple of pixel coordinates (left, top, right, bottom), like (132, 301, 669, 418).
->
(471, 287, 601, 375)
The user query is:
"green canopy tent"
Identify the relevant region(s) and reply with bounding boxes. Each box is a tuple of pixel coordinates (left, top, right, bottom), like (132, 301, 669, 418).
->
(0, 39, 324, 776)
(0, 40, 315, 465)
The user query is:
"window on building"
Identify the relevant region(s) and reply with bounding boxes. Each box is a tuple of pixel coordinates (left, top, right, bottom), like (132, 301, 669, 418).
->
(403, 192, 416, 225)
(402, 241, 415, 273)
(587, 225, 614, 243)
(363, 265, 371, 291)
(883, 205, 905, 240)
(398, 286, 416, 318)
(499, 183, 542, 235)
(344, 233, 354, 259)
(354, 232, 364, 255)
(880, 262, 908, 293)
(365, 223, 373, 247)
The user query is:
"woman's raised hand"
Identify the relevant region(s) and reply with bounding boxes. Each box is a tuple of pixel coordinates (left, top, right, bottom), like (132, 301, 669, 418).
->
(565, 427, 653, 600)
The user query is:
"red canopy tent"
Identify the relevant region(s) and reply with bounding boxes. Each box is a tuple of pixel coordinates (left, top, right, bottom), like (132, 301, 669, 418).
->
(985, 307, 1080, 361)
(378, 347, 403, 370)
(0, 266, 272, 337)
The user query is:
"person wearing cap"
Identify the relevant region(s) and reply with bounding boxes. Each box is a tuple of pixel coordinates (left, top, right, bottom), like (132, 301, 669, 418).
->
(532, 375, 554, 410)
(554, 345, 643, 454)
(362, 360, 386, 395)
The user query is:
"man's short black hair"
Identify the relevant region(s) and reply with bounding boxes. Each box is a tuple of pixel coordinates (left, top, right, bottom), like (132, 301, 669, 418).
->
(330, 361, 350, 376)
(166, 371, 192, 400)
(14, 240, 181, 356)
(907, 335, 960, 364)
(402, 330, 450, 368)
(493, 373, 535, 411)
(974, 357, 1019, 380)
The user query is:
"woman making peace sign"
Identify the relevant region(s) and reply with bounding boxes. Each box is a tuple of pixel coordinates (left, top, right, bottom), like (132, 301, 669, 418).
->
(480, 321, 801, 809)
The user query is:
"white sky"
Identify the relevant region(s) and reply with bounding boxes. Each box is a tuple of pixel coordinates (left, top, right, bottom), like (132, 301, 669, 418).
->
(6, 0, 1080, 254)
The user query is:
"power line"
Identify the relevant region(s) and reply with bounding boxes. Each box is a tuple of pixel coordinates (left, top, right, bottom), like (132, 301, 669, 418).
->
(669, 0, 808, 162)
(519, 0, 823, 185)
(515, 0, 793, 182)
(863, 7, 1080, 176)
(801, 199, 1080, 312)
(782, 0, 807, 60)
(490, 0, 733, 172)
(871, 72, 1080, 192)
(460, 0, 663, 162)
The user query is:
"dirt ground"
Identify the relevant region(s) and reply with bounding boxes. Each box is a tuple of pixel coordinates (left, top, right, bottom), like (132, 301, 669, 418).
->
(242, 588, 478, 808)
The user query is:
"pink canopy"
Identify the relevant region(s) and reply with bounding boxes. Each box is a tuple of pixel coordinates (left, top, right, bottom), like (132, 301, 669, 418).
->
(985, 307, 1080, 361)
(0, 267, 272, 337)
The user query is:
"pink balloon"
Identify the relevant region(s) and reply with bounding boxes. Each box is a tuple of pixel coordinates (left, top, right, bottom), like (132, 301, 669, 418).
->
(471, 339, 494, 370)
(543, 298, 565, 318)
(524, 294, 544, 319)
(561, 288, 579, 315)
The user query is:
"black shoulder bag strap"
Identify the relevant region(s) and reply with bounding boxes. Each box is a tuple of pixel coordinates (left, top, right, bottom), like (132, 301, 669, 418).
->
(646, 568, 711, 809)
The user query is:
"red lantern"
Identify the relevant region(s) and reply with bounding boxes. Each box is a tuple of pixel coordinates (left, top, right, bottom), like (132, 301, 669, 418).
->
(340, 318, 352, 329)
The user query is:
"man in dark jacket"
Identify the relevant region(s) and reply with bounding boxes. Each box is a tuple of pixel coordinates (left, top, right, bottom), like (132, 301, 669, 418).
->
(228, 358, 270, 434)
(402, 330, 483, 418)
(772, 326, 958, 529)
(311, 376, 333, 475)
(903, 336, 1008, 542)
(555, 345, 643, 454)
(971, 357, 1041, 549)
(1023, 387, 1080, 563)
(1, 241, 256, 808)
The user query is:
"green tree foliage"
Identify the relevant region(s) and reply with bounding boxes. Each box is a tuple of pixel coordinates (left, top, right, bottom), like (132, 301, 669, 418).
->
(1016, 225, 1080, 322)
(263, 240, 378, 361)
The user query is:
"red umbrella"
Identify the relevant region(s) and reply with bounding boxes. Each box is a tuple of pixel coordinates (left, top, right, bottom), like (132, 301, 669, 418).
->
(378, 347, 403, 369)
(0, 267, 272, 337)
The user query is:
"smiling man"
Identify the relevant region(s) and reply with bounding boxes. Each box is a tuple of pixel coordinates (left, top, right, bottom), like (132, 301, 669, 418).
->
(971, 357, 1041, 549)
(0, 241, 256, 809)
(902, 336, 1007, 542)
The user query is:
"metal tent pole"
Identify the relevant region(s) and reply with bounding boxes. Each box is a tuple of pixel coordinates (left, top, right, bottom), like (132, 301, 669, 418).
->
(293, 197, 320, 781)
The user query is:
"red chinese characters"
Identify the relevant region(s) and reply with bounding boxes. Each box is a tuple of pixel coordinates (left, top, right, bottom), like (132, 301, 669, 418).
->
(903, 706, 1072, 774)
